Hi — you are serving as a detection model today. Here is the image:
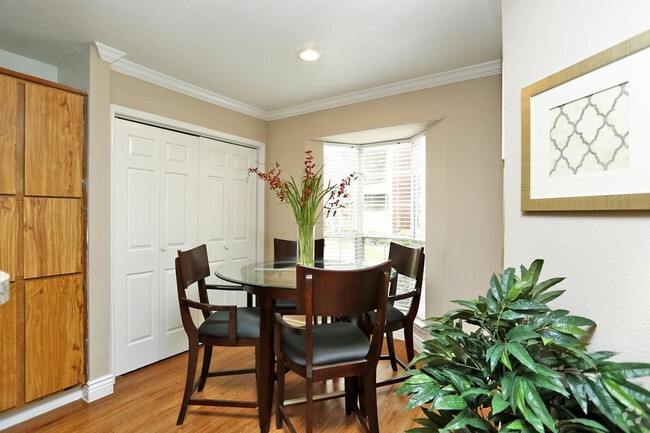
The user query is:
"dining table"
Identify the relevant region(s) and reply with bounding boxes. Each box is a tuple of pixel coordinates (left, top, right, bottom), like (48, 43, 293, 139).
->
(215, 259, 390, 433)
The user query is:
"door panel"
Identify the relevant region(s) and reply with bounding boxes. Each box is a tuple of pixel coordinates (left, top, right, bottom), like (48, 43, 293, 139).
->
(23, 198, 82, 279)
(25, 274, 84, 402)
(24, 83, 83, 198)
(113, 119, 161, 375)
(0, 283, 17, 411)
(0, 74, 17, 195)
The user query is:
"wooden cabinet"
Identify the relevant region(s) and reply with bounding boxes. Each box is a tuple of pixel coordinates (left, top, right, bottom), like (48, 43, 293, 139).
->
(0, 68, 86, 412)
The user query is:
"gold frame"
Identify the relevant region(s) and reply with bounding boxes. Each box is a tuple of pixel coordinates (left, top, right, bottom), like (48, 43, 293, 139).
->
(521, 30, 650, 211)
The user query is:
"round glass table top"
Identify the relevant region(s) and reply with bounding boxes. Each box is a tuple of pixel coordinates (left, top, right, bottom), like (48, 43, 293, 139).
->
(216, 259, 392, 289)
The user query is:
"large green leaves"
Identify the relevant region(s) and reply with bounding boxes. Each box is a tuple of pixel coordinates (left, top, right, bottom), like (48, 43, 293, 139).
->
(396, 259, 650, 433)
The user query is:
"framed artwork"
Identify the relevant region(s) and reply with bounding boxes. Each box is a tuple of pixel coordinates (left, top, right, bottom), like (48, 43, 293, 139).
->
(521, 30, 650, 211)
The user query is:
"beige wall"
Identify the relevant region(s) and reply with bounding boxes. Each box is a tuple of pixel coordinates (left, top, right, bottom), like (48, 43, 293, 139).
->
(267, 75, 503, 317)
(502, 0, 650, 386)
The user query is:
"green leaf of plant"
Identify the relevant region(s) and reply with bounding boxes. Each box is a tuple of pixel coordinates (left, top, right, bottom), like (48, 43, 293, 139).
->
(600, 362, 650, 379)
(603, 377, 650, 404)
(590, 351, 618, 362)
(501, 346, 513, 370)
(452, 299, 479, 311)
(501, 268, 516, 299)
(565, 373, 589, 414)
(508, 299, 549, 312)
(531, 277, 564, 298)
(502, 371, 516, 399)
(507, 279, 531, 301)
(558, 418, 609, 433)
(501, 310, 530, 321)
(538, 328, 581, 347)
(521, 379, 557, 432)
(506, 325, 540, 343)
(551, 323, 591, 337)
(506, 342, 538, 372)
(523, 370, 567, 396)
(555, 315, 596, 327)
(405, 385, 442, 409)
(440, 370, 471, 394)
(441, 408, 491, 432)
(504, 419, 525, 431)
(533, 289, 565, 304)
(526, 259, 544, 287)
(490, 272, 502, 302)
(603, 377, 649, 417)
(584, 378, 631, 433)
(486, 290, 499, 313)
(492, 391, 509, 415)
(432, 394, 468, 411)
(486, 343, 505, 372)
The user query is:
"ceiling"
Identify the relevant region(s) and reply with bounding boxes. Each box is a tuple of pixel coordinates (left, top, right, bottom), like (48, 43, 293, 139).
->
(0, 0, 502, 119)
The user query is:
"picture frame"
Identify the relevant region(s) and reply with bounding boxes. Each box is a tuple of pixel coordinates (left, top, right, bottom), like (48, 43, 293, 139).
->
(521, 30, 650, 211)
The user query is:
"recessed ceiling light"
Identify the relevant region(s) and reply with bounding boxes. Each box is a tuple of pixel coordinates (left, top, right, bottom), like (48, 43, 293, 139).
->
(297, 48, 321, 62)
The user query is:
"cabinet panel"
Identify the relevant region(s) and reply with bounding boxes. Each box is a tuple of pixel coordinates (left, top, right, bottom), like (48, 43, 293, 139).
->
(25, 274, 84, 402)
(23, 198, 82, 278)
(0, 74, 18, 194)
(24, 83, 84, 198)
(0, 197, 19, 280)
(0, 283, 17, 411)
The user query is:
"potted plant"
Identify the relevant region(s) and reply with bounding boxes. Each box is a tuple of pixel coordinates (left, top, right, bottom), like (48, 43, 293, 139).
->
(397, 259, 650, 433)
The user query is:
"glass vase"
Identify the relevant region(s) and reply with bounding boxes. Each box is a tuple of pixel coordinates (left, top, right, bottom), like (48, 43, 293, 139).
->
(297, 223, 316, 266)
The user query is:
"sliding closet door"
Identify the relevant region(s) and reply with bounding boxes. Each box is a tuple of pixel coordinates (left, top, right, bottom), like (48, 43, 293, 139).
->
(199, 138, 257, 306)
(113, 119, 199, 375)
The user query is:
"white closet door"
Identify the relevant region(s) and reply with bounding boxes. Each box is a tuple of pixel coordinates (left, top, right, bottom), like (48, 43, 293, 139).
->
(199, 137, 257, 306)
(113, 119, 199, 375)
(158, 131, 199, 359)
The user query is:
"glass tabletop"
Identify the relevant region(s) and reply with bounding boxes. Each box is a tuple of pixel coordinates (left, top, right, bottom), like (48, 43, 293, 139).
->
(216, 259, 391, 289)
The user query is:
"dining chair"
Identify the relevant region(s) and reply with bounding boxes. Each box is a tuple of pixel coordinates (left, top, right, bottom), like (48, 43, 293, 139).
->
(273, 237, 324, 313)
(379, 242, 425, 384)
(273, 261, 392, 433)
(174, 244, 260, 425)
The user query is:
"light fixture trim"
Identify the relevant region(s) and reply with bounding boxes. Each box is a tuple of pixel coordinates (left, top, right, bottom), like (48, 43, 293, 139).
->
(297, 47, 321, 62)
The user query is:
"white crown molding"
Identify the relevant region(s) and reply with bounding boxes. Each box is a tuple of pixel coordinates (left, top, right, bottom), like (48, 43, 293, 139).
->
(266, 60, 502, 120)
(94, 42, 126, 64)
(100, 37, 501, 122)
(110, 57, 270, 120)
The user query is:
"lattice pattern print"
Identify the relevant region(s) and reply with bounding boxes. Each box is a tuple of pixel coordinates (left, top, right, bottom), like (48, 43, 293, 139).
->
(549, 82, 629, 177)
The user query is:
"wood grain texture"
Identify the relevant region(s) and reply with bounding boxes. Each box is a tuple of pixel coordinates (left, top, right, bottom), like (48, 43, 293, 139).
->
(23, 197, 82, 278)
(0, 283, 17, 412)
(11, 343, 420, 433)
(0, 197, 19, 280)
(0, 74, 17, 194)
(24, 274, 85, 402)
(24, 83, 84, 198)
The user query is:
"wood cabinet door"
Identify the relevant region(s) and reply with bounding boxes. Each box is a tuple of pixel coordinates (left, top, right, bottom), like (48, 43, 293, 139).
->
(24, 83, 84, 198)
(23, 197, 83, 279)
(25, 274, 84, 402)
(0, 197, 19, 280)
(0, 283, 17, 411)
(0, 74, 18, 195)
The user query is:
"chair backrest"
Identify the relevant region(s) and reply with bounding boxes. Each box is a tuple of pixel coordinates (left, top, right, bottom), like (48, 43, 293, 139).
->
(296, 261, 392, 319)
(388, 242, 425, 294)
(176, 244, 211, 320)
(273, 238, 325, 261)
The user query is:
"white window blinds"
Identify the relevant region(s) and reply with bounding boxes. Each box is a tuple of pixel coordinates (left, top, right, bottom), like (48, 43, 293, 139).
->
(323, 133, 426, 319)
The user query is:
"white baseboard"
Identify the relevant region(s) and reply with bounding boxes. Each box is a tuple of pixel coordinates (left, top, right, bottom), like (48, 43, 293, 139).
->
(82, 374, 115, 403)
(0, 388, 82, 431)
(0, 375, 115, 431)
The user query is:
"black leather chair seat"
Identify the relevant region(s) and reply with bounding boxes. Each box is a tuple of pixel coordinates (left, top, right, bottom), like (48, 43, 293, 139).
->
(199, 307, 261, 339)
(282, 322, 370, 366)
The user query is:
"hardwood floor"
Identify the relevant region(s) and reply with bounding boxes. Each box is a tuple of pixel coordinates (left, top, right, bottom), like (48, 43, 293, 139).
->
(9, 342, 421, 432)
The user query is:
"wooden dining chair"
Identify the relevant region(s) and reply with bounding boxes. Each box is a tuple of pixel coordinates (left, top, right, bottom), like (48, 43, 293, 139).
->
(273, 237, 325, 313)
(273, 237, 325, 261)
(273, 261, 392, 433)
(379, 242, 425, 384)
(174, 244, 260, 425)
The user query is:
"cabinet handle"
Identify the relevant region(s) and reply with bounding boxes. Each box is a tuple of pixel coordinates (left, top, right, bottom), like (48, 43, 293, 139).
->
(224, 242, 229, 250)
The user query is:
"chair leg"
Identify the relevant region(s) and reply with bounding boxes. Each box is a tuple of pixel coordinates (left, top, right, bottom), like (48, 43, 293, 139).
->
(306, 377, 314, 433)
(404, 323, 415, 362)
(364, 370, 380, 433)
(386, 332, 398, 371)
(344, 377, 354, 415)
(177, 339, 200, 425)
(276, 358, 286, 429)
(198, 345, 213, 391)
